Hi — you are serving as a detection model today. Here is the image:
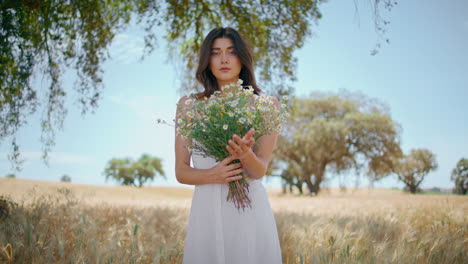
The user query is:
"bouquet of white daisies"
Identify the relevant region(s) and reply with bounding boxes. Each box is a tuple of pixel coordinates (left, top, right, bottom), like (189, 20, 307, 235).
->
(175, 79, 288, 210)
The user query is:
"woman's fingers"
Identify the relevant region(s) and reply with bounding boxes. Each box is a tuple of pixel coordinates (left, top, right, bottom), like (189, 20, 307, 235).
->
(208, 156, 244, 184)
(226, 145, 236, 156)
(226, 162, 242, 170)
(218, 156, 242, 172)
(215, 157, 244, 183)
(227, 138, 245, 157)
(233, 132, 255, 148)
(231, 136, 243, 148)
(244, 137, 255, 148)
(215, 165, 243, 183)
(225, 175, 243, 183)
(226, 167, 244, 176)
(243, 128, 255, 140)
(221, 155, 237, 165)
(225, 130, 256, 161)
(231, 136, 249, 152)
(224, 169, 244, 183)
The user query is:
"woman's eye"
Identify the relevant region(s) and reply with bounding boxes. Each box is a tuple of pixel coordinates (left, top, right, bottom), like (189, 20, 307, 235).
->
(211, 52, 220, 56)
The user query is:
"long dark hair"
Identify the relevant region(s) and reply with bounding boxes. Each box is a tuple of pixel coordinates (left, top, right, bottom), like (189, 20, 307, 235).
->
(195, 27, 261, 99)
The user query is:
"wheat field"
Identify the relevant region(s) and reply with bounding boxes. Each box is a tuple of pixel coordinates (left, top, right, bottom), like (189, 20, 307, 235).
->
(0, 177, 466, 263)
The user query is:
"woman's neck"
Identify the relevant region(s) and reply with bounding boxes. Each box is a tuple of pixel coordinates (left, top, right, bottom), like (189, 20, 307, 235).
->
(217, 78, 238, 89)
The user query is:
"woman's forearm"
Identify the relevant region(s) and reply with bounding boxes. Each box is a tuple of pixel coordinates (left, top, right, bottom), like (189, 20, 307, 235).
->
(176, 165, 214, 185)
(239, 150, 267, 179)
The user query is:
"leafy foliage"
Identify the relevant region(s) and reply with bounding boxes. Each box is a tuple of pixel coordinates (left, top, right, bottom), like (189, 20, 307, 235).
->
(103, 154, 165, 187)
(1, 0, 397, 170)
(451, 158, 468, 195)
(1, 0, 161, 169)
(166, 0, 324, 96)
(276, 91, 402, 194)
(0, 195, 18, 220)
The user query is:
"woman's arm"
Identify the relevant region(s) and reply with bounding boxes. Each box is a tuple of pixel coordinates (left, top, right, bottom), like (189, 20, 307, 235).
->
(175, 134, 245, 185)
(226, 97, 280, 179)
(174, 96, 244, 185)
(227, 130, 278, 179)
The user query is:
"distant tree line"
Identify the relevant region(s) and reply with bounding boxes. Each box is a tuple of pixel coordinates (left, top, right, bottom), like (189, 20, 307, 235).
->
(274, 91, 440, 195)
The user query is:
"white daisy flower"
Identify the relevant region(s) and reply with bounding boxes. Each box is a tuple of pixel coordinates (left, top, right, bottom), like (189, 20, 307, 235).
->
(223, 124, 229, 130)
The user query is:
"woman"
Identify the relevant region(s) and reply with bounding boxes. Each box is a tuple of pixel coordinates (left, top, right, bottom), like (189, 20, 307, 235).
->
(175, 27, 282, 264)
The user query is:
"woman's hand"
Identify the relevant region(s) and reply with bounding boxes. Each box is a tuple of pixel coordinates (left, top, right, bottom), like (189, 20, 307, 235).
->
(226, 128, 256, 160)
(209, 156, 244, 184)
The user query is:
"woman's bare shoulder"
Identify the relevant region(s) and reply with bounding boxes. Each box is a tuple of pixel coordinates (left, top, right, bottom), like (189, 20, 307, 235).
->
(177, 93, 203, 104)
(267, 95, 280, 107)
(177, 95, 191, 105)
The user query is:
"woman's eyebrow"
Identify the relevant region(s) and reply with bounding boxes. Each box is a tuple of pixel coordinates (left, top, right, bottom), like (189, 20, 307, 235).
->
(211, 46, 235, 50)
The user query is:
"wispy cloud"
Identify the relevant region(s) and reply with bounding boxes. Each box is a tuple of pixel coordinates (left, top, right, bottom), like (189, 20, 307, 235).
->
(0, 151, 96, 165)
(109, 33, 145, 64)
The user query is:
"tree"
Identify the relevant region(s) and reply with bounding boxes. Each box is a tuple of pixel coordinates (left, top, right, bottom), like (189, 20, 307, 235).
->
(280, 161, 305, 194)
(393, 149, 438, 194)
(451, 158, 468, 195)
(60, 174, 71, 182)
(277, 91, 401, 195)
(1, 0, 398, 170)
(1, 0, 163, 170)
(103, 154, 165, 187)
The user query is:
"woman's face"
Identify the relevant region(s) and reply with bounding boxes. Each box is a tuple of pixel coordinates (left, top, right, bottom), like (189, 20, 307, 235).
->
(209, 37, 242, 88)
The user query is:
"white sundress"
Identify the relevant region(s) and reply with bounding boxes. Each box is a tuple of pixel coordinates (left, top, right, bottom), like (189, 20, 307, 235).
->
(182, 149, 282, 264)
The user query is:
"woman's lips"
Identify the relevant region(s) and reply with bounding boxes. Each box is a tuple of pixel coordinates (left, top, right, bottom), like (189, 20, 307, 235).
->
(220, 67, 231, 72)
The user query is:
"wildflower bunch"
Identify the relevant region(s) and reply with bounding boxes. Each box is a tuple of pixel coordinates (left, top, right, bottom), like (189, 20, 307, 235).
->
(176, 79, 289, 210)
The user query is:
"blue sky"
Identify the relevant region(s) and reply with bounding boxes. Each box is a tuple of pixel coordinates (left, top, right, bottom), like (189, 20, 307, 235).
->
(1, 0, 467, 190)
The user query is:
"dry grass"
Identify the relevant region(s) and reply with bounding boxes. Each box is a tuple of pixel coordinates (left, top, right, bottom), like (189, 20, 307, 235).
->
(273, 189, 467, 263)
(0, 178, 467, 263)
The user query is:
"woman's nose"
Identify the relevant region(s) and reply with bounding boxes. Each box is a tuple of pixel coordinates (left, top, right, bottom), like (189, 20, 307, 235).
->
(221, 53, 228, 63)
